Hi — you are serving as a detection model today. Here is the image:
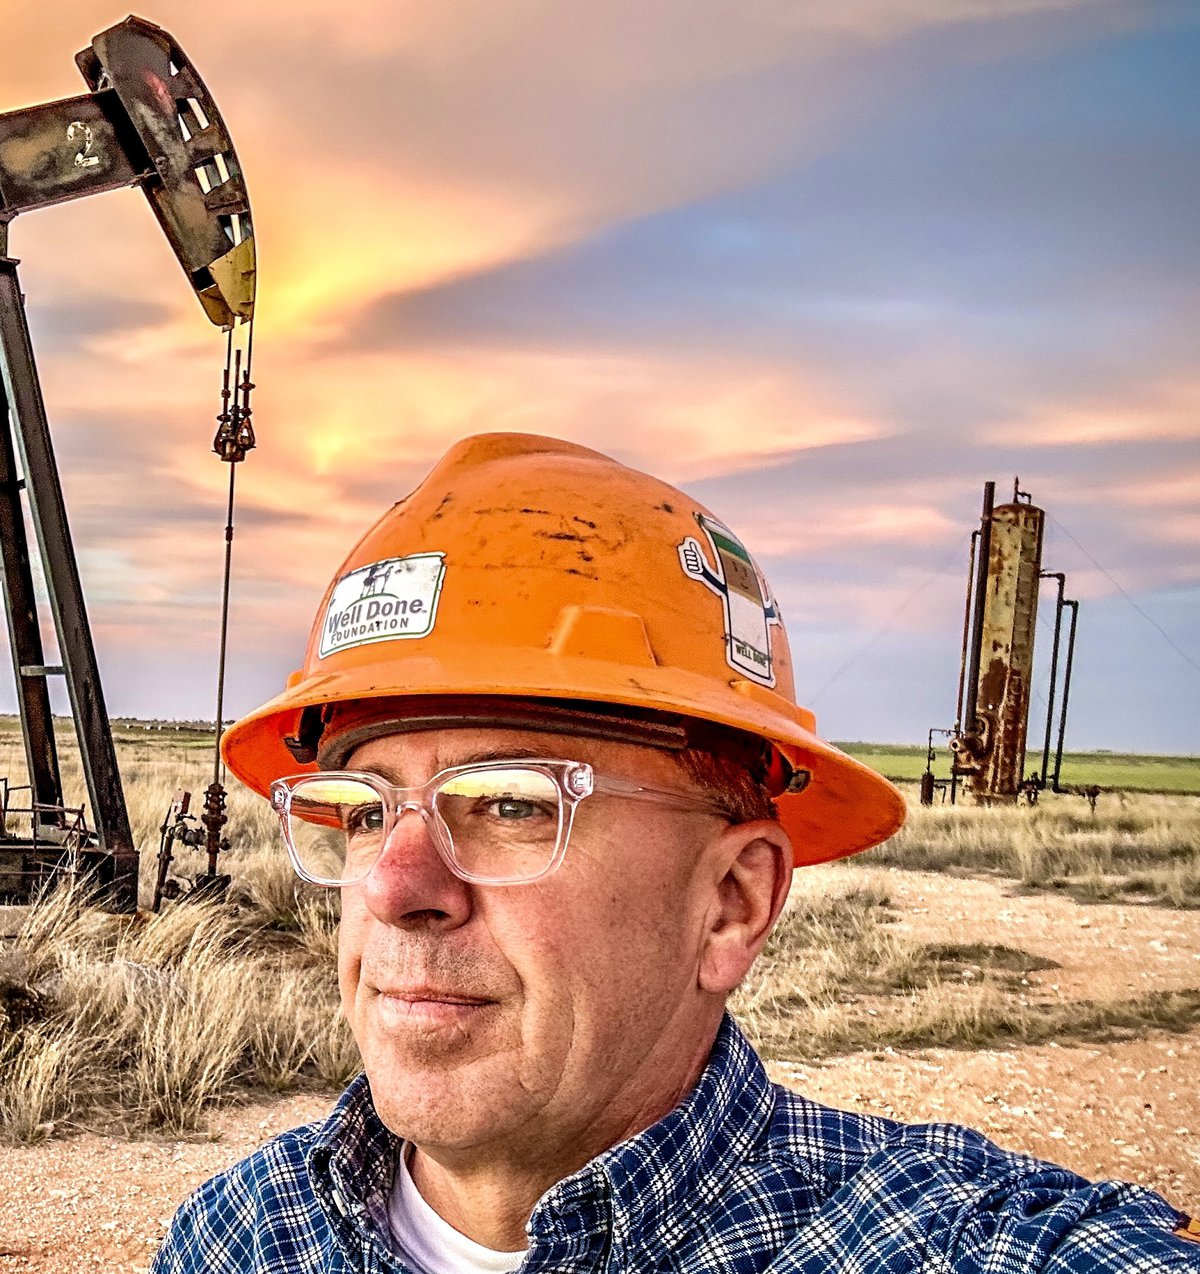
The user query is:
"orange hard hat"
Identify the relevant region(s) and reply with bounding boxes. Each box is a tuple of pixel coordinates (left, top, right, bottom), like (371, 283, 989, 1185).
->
(222, 433, 905, 865)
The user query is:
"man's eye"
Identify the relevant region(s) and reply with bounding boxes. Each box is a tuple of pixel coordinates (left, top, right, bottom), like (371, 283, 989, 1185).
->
(345, 803, 385, 835)
(486, 798, 542, 821)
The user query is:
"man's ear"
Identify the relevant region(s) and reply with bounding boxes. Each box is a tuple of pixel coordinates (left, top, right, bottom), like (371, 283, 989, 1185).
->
(697, 821, 792, 996)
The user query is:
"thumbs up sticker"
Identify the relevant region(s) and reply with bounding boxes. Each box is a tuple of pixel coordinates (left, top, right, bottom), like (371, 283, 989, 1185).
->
(678, 514, 779, 687)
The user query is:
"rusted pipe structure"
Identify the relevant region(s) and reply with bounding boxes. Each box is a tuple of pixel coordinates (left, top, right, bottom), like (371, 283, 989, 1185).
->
(934, 479, 1082, 806)
(1051, 599, 1079, 792)
(1039, 573, 1065, 789)
(950, 481, 1046, 803)
(954, 530, 979, 738)
(961, 482, 995, 744)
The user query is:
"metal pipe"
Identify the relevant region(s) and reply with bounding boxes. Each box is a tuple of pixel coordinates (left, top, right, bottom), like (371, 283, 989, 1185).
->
(921, 727, 937, 806)
(922, 728, 954, 806)
(203, 322, 254, 882)
(1039, 572, 1065, 789)
(1051, 599, 1079, 792)
(962, 482, 995, 736)
(213, 459, 237, 788)
(954, 530, 978, 733)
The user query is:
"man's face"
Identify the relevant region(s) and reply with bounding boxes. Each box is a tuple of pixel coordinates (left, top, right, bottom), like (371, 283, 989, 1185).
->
(336, 726, 728, 1170)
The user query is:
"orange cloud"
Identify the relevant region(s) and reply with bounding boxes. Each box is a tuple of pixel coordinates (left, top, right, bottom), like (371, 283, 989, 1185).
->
(243, 345, 886, 487)
(26, 0, 1112, 348)
(741, 503, 957, 559)
(1114, 473, 1200, 509)
(988, 381, 1200, 446)
(806, 0, 1107, 39)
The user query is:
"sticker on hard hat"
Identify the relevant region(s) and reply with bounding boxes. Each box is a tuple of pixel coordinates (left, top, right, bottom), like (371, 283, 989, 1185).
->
(320, 553, 446, 657)
(678, 514, 780, 686)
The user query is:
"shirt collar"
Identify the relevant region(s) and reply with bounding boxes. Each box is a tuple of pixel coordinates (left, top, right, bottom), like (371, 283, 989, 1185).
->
(528, 1014, 773, 1256)
(307, 1072, 400, 1250)
(306, 1013, 772, 1260)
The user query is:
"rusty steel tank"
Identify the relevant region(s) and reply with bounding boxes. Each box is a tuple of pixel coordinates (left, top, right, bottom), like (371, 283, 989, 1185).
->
(951, 481, 1045, 803)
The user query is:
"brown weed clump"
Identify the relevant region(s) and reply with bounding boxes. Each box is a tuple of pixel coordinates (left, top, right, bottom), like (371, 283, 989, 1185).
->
(862, 793, 1200, 906)
(731, 871, 1200, 1062)
(0, 882, 358, 1144)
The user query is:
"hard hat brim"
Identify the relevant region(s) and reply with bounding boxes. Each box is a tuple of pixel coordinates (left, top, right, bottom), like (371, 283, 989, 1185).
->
(222, 646, 906, 867)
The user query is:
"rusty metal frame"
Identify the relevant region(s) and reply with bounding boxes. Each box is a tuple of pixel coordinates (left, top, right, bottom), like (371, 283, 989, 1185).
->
(0, 777, 92, 901)
(0, 232, 137, 909)
(0, 246, 63, 831)
(942, 480, 1082, 807)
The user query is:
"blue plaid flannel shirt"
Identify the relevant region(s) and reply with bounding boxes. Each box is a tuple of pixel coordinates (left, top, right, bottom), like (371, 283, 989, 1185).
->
(153, 1014, 1199, 1272)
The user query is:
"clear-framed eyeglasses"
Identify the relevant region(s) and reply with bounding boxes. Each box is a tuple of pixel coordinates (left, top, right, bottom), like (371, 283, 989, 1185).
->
(270, 759, 731, 887)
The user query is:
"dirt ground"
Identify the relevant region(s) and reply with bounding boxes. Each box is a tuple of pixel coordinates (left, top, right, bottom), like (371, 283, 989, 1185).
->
(2, 864, 1198, 1273)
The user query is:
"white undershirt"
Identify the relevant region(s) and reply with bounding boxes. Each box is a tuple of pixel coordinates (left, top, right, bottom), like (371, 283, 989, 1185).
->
(387, 1150, 526, 1274)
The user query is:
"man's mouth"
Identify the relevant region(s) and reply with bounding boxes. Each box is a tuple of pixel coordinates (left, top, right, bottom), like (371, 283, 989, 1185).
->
(372, 986, 497, 1027)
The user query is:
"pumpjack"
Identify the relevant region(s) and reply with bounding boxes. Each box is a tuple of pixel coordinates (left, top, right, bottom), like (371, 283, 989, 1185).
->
(0, 17, 256, 909)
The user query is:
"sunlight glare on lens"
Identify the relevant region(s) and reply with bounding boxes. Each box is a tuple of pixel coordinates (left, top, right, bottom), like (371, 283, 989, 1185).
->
(439, 767, 558, 800)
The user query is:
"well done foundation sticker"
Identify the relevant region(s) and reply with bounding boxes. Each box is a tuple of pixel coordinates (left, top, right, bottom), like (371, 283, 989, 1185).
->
(320, 553, 446, 657)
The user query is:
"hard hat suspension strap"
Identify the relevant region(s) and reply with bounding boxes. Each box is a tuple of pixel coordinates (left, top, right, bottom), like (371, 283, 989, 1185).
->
(284, 693, 800, 796)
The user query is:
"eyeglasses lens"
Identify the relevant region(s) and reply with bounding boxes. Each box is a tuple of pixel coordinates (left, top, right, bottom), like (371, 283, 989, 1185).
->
(283, 766, 565, 885)
(435, 767, 563, 882)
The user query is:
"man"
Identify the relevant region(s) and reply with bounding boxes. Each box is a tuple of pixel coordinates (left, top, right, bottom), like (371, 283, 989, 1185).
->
(155, 433, 1199, 1272)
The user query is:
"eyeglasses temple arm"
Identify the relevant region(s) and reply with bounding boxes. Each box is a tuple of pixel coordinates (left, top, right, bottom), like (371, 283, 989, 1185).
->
(589, 774, 731, 819)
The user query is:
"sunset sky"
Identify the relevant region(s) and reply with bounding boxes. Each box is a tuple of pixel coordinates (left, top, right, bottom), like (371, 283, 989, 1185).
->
(1, 0, 1197, 753)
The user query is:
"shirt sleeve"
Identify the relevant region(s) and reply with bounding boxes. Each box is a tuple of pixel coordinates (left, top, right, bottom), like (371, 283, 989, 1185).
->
(149, 1129, 336, 1274)
(1042, 1201, 1200, 1272)
(938, 1147, 1200, 1272)
(150, 1151, 267, 1274)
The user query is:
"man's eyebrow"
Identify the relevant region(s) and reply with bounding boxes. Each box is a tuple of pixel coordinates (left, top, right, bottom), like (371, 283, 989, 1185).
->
(357, 745, 573, 784)
(440, 746, 564, 768)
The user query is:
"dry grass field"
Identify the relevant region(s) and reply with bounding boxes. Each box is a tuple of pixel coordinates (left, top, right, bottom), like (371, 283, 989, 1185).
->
(867, 791, 1200, 907)
(1, 721, 1199, 1270)
(843, 742, 1200, 794)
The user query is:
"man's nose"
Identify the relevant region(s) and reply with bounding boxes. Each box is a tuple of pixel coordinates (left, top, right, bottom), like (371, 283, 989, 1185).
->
(362, 807, 473, 929)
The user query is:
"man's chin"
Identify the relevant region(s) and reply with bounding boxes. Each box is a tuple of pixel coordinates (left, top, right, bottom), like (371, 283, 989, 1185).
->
(356, 1000, 519, 1136)
(362, 1046, 529, 1152)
